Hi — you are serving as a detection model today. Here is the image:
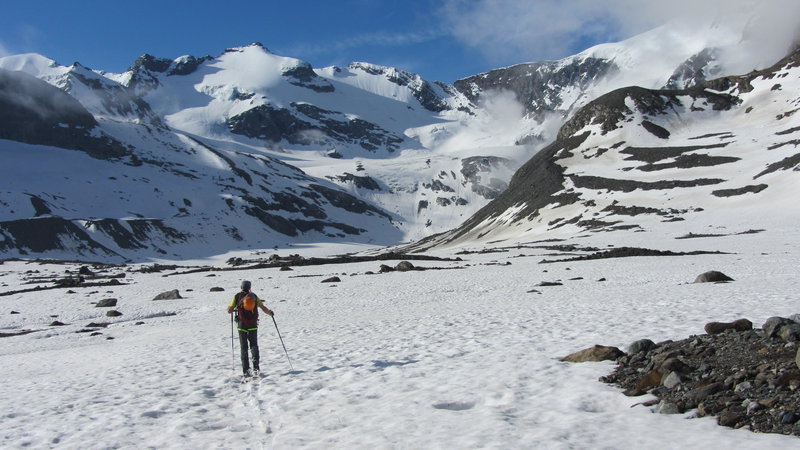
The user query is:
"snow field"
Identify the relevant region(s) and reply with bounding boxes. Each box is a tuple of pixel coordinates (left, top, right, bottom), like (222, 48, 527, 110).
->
(2, 226, 799, 448)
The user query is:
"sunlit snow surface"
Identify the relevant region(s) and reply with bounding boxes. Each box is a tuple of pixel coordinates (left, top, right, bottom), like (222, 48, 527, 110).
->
(1, 226, 798, 449)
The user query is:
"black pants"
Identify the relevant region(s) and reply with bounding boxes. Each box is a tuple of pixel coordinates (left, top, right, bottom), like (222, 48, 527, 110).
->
(238, 329, 260, 373)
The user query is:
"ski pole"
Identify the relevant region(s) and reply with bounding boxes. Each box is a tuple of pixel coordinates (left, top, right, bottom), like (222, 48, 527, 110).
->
(271, 315, 294, 371)
(231, 312, 236, 372)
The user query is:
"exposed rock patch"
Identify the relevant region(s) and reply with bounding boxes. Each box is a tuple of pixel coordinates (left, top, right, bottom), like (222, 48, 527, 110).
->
(597, 315, 800, 436)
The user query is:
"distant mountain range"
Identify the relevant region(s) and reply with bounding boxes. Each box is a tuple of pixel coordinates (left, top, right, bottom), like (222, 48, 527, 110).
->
(1, 21, 798, 262)
(407, 47, 800, 251)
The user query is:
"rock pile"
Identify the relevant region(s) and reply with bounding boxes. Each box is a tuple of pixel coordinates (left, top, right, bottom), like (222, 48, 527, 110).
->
(598, 315, 800, 436)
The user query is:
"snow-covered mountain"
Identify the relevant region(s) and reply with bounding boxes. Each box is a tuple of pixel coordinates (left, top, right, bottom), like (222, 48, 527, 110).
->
(1, 18, 798, 262)
(410, 47, 800, 251)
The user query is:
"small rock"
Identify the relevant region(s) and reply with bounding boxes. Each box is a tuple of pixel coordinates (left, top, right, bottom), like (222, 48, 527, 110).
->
(778, 323, 800, 342)
(210, 287, 225, 292)
(560, 345, 624, 363)
(379, 264, 394, 273)
(693, 271, 734, 283)
(95, 298, 118, 308)
(718, 411, 744, 428)
(628, 339, 656, 355)
(796, 347, 800, 371)
(10, 311, 20, 315)
(656, 400, 682, 414)
(537, 281, 563, 287)
(279, 266, 293, 271)
(746, 401, 762, 415)
(635, 370, 663, 392)
(686, 382, 724, 402)
(660, 357, 692, 374)
(663, 372, 683, 389)
(49, 321, 66, 326)
(763, 316, 793, 338)
(153, 290, 182, 300)
(78, 266, 94, 276)
(321, 276, 341, 283)
(734, 381, 753, 393)
(705, 318, 753, 334)
(774, 371, 800, 388)
(780, 411, 800, 425)
(106, 310, 123, 317)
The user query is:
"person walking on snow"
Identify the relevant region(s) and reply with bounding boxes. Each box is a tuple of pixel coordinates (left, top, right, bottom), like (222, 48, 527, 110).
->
(227, 280, 273, 376)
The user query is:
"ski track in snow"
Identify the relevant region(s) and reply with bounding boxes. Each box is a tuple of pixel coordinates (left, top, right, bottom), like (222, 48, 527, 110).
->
(1, 229, 799, 449)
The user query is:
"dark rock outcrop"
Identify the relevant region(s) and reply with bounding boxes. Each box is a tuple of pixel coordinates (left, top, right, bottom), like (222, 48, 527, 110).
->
(153, 289, 182, 300)
(95, 298, 118, 308)
(0, 69, 129, 160)
(601, 315, 800, 435)
(561, 345, 624, 363)
(705, 318, 752, 334)
(693, 271, 734, 283)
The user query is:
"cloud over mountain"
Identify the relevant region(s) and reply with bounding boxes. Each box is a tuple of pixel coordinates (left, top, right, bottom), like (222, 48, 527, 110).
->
(440, 0, 800, 71)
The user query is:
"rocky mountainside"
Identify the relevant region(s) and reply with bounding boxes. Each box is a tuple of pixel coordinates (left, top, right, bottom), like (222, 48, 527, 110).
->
(409, 47, 800, 252)
(1, 21, 797, 262)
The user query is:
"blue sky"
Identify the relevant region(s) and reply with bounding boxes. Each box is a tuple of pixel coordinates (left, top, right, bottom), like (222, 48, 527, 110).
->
(1, 0, 789, 83)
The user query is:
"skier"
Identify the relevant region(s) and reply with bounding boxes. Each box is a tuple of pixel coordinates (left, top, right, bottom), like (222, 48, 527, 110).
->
(227, 280, 274, 377)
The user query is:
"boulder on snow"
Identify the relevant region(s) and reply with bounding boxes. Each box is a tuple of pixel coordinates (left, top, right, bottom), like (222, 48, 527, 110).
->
(95, 298, 118, 308)
(379, 264, 394, 273)
(561, 345, 624, 363)
(209, 287, 225, 292)
(106, 310, 123, 317)
(693, 271, 734, 283)
(153, 289, 182, 300)
(395, 261, 415, 271)
(704, 318, 752, 335)
(321, 276, 341, 283)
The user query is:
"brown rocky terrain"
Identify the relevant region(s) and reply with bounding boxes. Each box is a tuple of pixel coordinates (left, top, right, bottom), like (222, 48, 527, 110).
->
(597, 316, 800, 436)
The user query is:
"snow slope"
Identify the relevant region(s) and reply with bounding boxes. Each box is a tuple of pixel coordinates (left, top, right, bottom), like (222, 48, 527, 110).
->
(1, 222, 798, 448)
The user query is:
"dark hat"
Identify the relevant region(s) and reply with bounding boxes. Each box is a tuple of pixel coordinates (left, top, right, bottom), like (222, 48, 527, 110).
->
(241, 280, 252, 291)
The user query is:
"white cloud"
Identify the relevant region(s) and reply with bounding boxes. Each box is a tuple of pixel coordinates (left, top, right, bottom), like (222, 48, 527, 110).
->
(440, 0, 800, 67)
